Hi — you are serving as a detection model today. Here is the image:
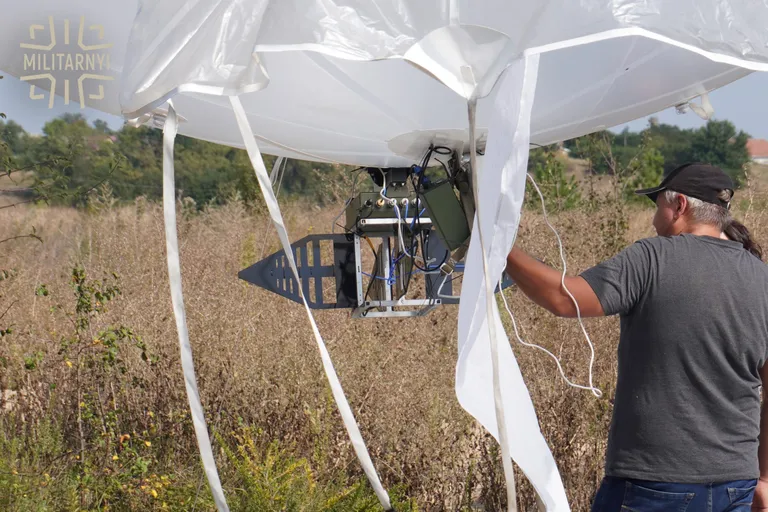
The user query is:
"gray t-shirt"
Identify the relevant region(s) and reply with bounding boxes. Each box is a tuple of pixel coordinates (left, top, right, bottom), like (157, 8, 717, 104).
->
(581, 233, 768, 482)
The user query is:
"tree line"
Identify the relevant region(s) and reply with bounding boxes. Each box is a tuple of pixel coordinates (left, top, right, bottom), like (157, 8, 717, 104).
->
(0, 113, 354, 209)
(525, 117, 752, 213)
(0, 110, 753, 210)
(564, 118, 751, 183)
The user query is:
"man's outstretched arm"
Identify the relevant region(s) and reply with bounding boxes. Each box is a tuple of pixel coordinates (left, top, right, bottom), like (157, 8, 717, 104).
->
(505, 247, 604, 318)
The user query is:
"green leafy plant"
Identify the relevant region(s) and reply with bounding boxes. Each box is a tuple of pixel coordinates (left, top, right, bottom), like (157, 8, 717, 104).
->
(220, 426, 418, 512)
(525, 146, 582, 212)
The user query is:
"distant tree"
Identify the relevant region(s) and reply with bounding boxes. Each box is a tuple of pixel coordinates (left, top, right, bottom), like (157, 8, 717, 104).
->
(27, 114, 121, 207)
(567, 119, 750, 186)
(615, 126, 644, 148)
(0, 120, 27, 155)
(643, 122, 706, 174)
(525, 145, 581, 211)
(687, 120, 750, 185)
(625, 146, 665, 202)
(276, 159, 352, 206)
(568, 131, 615, 175)
(93, 119, 113, 134)
(111, 125, 163, 199)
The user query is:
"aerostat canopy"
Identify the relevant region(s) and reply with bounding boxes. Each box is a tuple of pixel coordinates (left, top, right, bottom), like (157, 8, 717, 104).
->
(2, 1, 768, 166)
(118, 0, 768, 165)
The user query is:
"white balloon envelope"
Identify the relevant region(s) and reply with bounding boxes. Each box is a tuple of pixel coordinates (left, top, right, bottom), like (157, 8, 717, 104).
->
(3, 2, 768, 511)
(116, 0, 768, 161)
(2, 1, 766, 163)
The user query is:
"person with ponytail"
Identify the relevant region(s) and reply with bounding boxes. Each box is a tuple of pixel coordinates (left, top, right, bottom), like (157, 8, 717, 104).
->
(505, 163, 768, 511)
(725, 218, 763, 260)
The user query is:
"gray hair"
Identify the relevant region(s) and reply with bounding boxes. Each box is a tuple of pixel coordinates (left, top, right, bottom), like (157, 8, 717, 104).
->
(664, 189, 732, 230)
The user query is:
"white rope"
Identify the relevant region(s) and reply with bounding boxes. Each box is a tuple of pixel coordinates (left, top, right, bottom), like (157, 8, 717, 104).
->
(229, 96, 393, 511)
(162, 103, 230, 512)
(436, 273, 459, 300)
(467, 99, 518, 512)
(500, 289, 599, 396)
(518, 173, 602, 398)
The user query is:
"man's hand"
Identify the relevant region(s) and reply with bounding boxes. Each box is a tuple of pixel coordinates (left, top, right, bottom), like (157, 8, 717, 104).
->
(752, 478, 768, 510)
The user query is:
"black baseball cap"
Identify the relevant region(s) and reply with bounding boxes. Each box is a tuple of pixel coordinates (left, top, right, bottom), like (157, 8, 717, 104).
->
(634, 163, 734, 209)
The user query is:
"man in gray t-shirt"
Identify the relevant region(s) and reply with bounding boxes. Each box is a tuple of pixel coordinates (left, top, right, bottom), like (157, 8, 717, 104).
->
(505, 163, 768, 511)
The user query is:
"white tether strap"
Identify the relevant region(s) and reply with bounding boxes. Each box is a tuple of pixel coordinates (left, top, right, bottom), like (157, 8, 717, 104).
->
(449, 0, 460, 24)
(468, 99, 517, 511)
(269, 156, 285, 186)
(228, 95, 393, 511)
(162, 103, 230, 512)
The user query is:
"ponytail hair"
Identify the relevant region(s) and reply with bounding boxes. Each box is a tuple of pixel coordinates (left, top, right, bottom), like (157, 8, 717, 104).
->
(724, 219, 763, 261)
(676, 188, 762, 260)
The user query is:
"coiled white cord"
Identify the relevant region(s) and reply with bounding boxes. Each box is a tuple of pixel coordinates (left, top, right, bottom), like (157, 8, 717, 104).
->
(502, 172, 602, 398)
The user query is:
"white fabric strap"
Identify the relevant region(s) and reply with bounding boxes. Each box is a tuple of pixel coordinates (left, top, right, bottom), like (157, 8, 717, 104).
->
(449, 0, 460, 25)
(228, 95, 393, 511)
(467, 98, 517, 511)
(270, 156, 285, 186)
(456, 55, 570, 511)
(162, 103, 230, 512)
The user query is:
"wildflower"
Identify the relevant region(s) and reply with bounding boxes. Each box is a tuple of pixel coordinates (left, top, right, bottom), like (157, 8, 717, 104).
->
(144, 441, 151, 447)
(112, 455, 119, 461)
(151, 489, 158, 498)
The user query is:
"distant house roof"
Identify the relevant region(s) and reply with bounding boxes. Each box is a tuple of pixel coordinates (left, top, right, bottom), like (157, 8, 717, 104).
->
(747, 138, 768, 158)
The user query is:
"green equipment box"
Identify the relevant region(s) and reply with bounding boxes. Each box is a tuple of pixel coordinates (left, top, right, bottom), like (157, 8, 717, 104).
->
(421, 180, 470, 252)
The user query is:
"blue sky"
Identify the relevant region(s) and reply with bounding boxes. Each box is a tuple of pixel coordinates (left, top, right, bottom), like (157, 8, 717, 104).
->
(3, 69, 768, 139)
(613, 71, 768, 138)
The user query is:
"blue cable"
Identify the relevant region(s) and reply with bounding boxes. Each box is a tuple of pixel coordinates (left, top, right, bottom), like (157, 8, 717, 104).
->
(410, 208, 426, 230)
(388, 253, 406, 286)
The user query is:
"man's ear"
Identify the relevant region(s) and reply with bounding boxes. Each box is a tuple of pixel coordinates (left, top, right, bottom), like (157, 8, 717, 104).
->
(675, 194, 687, 219)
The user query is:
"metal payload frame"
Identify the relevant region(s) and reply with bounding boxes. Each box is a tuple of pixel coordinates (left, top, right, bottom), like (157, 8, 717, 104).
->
(239, 158, 513, 318)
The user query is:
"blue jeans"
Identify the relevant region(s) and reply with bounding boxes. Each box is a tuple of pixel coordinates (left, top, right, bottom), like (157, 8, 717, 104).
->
(590, 477, 757, 511)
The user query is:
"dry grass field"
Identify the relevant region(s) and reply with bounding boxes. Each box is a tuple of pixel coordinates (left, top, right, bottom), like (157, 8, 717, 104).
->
(1, 169, 766, 511)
